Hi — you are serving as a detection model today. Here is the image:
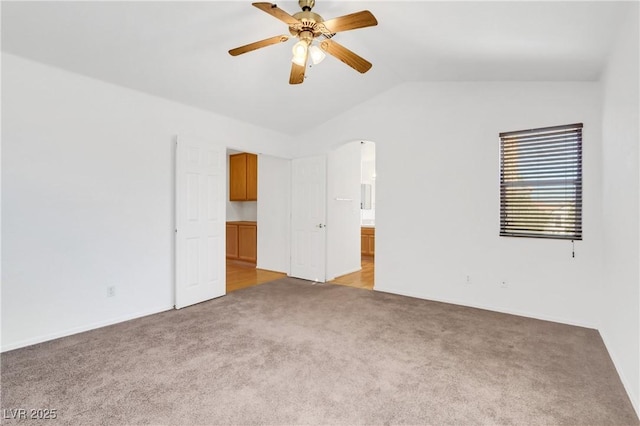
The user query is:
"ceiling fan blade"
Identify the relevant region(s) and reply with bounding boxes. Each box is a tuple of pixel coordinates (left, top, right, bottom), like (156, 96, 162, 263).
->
(229, 35, 289, 56)
(289, 62, 306, 85)
(320, 10, 378, 34)
(289, 56, 307, 85)
(252, 2, 300, 26)
(320, 39, 372, 73)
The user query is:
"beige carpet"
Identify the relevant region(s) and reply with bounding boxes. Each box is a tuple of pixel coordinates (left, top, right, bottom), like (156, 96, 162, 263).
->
(2, 278, 638, 425)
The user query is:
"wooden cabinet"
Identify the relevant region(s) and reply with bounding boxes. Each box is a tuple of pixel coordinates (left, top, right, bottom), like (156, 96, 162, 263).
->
(246, 154, 258, 201)
(229, 153, 257, 201)
(238, 224, 257, 262)
(226, 221, 257, 263)
(226, 224, 239, 259)
(361, 227, 375, 256)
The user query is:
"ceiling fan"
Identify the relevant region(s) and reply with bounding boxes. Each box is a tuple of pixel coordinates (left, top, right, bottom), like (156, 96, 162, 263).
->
(228, 0, 378, 84)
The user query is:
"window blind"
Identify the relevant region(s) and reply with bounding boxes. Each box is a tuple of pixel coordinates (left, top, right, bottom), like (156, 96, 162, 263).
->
(499, 123, 583, 240)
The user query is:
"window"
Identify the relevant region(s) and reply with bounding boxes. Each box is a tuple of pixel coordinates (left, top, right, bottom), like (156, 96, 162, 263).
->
(499, 123, 582, 240)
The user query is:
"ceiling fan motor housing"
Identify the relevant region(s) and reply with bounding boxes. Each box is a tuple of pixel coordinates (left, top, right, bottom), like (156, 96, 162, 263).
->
(290, 11, 324, 39)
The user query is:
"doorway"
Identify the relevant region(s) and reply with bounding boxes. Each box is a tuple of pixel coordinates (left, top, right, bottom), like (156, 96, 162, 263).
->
(255, 142, 375, 289)
(225, 149, 289, 292)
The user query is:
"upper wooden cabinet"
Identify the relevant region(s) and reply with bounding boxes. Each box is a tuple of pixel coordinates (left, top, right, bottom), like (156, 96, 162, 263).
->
(246, 153, 257, 200)
(229, 153, 257, 201)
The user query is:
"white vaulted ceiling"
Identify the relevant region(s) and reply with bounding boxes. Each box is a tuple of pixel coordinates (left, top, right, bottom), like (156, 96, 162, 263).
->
(1, 1, 631, 135)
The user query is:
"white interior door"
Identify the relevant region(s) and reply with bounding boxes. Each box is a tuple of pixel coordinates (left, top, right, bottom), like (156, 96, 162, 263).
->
(175, 135, 225, 309)
(326, 141, 362, 280)
(290, 155, 327, 282)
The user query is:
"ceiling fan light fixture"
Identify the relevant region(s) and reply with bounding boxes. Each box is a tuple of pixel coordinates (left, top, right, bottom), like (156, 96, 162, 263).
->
(292, 40, 308, 58)
(309, 45, 326, 65)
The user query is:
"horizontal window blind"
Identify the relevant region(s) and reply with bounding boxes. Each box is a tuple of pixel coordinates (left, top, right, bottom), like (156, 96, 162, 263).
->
(500, 123, 583, 240)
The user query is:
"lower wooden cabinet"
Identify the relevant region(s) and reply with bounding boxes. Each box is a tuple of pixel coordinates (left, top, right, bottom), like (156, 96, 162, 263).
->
(226, 221, 257, 263)
(226, 223, 239, 258)
(237, 224, 257, 262)
(361, 227, 375, 256)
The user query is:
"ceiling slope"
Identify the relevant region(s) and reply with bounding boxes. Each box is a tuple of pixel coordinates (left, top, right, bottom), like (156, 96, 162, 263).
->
(1, 1, 630, 135)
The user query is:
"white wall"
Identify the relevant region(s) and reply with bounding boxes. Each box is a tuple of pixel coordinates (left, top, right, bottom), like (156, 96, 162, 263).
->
(256, 155, 291, 273)
(297, 81, 604, 328)
(600, 6, 640, 415)
(327, 141, 362, 280)
(226, 200, 257, 222)
(1, 53, 293, 351)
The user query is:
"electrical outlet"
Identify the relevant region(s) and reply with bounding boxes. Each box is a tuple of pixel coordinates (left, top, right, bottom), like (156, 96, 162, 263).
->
(500, 281, 508, 288)
(466, 275, 471, 285)
(107, 286, 116, 297)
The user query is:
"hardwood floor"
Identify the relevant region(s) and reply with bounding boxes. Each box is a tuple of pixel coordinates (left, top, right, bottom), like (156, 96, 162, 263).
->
(330, 256, 374, 290)
(226, 256, 375, 293)
(226, 260, 287, 293)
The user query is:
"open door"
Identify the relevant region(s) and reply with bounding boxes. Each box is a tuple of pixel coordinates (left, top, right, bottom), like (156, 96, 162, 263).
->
(290, 155, 327, 282)
(326, 141, 362, 280)
(175, 135, 226, 309)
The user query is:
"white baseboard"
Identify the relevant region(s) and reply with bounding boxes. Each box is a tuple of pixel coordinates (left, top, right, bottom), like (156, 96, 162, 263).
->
(1, 305, 174, 353)
(372, 285, 596, 329)
(599, 330, 640, 418)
